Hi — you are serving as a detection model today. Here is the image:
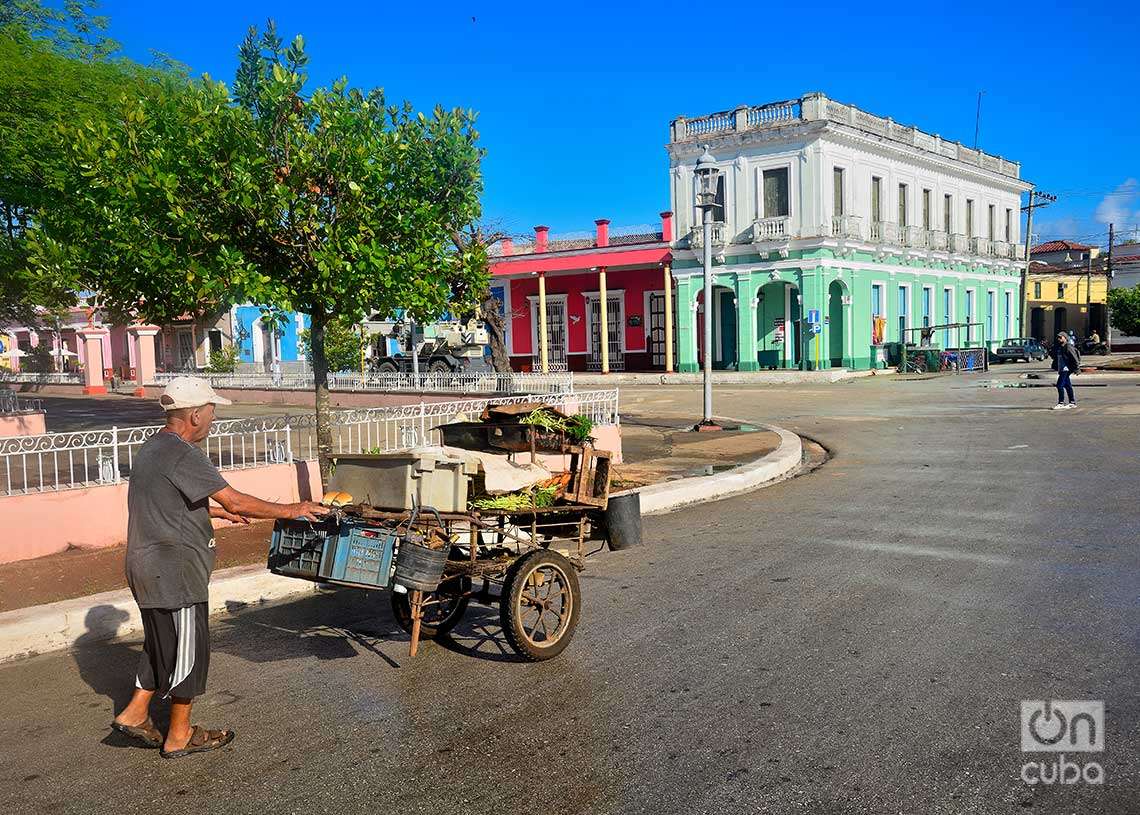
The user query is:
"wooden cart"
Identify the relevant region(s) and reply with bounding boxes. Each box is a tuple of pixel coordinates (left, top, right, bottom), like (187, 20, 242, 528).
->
(354, 503, 601, 661)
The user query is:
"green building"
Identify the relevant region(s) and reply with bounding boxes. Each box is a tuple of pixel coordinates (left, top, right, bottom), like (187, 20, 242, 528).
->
(667, 93, 1032, 370)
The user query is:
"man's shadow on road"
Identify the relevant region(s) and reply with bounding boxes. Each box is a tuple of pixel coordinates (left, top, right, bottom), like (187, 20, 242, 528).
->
(71, 606, 164, 749)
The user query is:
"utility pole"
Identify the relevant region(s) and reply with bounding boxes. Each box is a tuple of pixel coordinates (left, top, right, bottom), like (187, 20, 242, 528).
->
(974, 91, 984, 149)
(1020, 190, 1056, 338)
(1107, 222, 1115, 352)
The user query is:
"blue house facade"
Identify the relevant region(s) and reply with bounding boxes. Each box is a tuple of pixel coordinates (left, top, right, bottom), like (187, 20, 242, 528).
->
(232, 306, 310, 370)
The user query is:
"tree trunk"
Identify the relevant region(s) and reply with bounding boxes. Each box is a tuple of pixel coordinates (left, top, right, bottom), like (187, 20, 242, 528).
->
(310, 310, 333, 487)
(481, 294, 511, 373)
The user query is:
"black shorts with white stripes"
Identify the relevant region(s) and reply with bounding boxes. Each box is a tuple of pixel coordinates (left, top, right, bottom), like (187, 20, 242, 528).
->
(135, 603, 210, 699)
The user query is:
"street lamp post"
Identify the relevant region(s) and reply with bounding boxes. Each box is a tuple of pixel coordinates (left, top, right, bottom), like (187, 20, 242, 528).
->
(694, 146, 721, 428)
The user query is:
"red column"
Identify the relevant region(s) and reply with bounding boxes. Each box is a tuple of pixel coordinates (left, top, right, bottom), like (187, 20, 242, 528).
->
(660, 211, 674, 243)
(534, 225, 550, 253)
(595, 218, 610, 247)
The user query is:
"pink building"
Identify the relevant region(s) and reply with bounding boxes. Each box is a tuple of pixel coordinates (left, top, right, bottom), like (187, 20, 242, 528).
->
(490, 213, 675, 372)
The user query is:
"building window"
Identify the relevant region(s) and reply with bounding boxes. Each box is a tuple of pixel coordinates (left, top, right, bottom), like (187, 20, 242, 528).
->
(1004, 208, 1012, 243)
(871, 283, 885, 345)
(208, 329, 223, 353)
(987, 205, 995, 241)
(762, 167, 789, 218)
(871, 176, 882, 223)
(966, 199, 975, 238)
(897, 285, 909, 341)
(712, 174, 726, 222)
(833, 167, 845, 216)
(922, 286, 933, 329)
(1058, 282, 1067, 298)
(986, 290, 996, 341)
(1004, 290, 1013, 338)
(922, 189, 932, 230)
(898, 184, 908, 228)
(1033, 281, 1041, 299)
(944, 194, 953, 233)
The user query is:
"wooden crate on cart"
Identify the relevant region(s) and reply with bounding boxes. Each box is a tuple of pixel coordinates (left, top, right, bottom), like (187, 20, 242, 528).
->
(566, 445, 612, 508)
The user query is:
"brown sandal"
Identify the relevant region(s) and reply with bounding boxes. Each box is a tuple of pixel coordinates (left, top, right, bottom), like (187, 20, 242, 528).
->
(160, 725, 235, 759)
(110, 717, 163, 747)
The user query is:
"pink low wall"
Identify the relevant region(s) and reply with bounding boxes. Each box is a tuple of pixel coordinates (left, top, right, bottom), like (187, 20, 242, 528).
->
(0, 411, 46, 437)
(1, 460, 322, 564)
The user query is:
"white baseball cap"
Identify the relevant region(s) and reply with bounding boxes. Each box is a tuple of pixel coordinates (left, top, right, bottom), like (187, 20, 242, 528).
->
(159, 376, 232, 411)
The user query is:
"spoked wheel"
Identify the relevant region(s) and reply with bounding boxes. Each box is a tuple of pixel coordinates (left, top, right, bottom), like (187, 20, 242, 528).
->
(499, 550, 581, 661)
(390, 574, 471, 638)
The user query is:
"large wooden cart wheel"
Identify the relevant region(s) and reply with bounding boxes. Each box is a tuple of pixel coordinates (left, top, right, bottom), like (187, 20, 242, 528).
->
(499, 550, 581, 661)
(390, 574, 471, 639)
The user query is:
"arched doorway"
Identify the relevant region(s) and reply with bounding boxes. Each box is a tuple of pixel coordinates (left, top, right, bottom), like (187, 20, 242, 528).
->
(756, 280, 800, 369)
(696, 285, 738, 370)
(1053, 307, 1068, 336)
(1030, 307, 1045, 340)
(828, 280, 847, 368)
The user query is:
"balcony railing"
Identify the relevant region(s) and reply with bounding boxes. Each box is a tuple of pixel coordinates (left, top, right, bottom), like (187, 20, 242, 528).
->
(829, 214, 863, 239)
(680, 218, 1022, 262)
(671, 93, 1020, 179)
(870, 221, 900, 244)
(902, 225, 927, 248)
(751, 216, 791, 242)
(689, 223, 728, 249)
(971, 237, 994, 257)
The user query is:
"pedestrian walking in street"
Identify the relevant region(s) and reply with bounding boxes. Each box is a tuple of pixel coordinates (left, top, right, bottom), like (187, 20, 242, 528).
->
(1049, 331, 1081, 410)
(110, 376, 327, 758)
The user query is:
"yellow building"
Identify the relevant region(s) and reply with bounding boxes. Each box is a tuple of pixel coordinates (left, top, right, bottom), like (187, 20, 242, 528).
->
(1026, 264, 1108, 341)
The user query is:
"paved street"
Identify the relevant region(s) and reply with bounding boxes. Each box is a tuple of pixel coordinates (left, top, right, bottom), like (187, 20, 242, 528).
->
(1, 366, 1137, 813)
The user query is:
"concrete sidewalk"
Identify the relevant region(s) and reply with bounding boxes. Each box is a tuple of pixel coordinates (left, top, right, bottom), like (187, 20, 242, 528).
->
(574, 369, 891, 386)
(0, 421, 805, 663)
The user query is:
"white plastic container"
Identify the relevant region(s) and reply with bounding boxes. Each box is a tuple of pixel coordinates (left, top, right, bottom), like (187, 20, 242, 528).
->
(328, 450, 478, 511)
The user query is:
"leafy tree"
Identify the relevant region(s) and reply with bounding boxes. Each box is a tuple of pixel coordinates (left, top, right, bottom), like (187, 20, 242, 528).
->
(0, 5, 166, 324)
(0, 0, 118, 60)
(301, 317, 363, 373)
(205, 344, 240, 373)
(1107, 285, 1140, 339)
(30, 22, 487, 481)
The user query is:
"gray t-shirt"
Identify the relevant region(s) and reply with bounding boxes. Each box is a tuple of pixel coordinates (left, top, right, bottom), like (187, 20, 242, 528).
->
(126, 431, 228, 609)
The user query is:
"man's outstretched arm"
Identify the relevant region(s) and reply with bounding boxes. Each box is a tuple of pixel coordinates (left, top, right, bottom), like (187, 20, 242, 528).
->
(211, 485, 328, 522)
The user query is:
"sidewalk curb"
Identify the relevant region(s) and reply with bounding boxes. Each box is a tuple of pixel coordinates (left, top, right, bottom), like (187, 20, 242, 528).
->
(574, 369, 891, 386)
(0, 422, 804, 664)
(635, 422, 803, 514)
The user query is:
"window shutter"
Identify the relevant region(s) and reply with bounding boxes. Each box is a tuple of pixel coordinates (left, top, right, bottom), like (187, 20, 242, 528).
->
(763, 168, 789, 218)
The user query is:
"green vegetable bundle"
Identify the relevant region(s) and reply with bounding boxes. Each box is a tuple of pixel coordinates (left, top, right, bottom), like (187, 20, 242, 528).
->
(470, 486, 556, 510)
(520, 409, 594, 443)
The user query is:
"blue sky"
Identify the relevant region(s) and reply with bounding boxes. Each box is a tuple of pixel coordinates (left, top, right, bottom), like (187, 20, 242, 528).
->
(101, 0, 1139, 247)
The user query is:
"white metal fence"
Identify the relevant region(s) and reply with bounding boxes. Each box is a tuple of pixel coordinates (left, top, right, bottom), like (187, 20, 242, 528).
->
(151, 370, 574, 395)
(0, 389, 619, 496)
(1, 390, 43, 414)
(0, 372, 83, 385)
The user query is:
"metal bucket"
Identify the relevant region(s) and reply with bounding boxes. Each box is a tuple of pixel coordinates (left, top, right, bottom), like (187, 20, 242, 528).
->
(393, 539, 451, 592)
(603, 491, 642, 550)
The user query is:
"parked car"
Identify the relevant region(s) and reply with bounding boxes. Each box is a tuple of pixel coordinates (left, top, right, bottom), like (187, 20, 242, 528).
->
(992, 337, 1046, 363)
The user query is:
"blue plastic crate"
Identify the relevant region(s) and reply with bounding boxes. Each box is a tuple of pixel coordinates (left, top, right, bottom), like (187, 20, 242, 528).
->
(322, 523, 398, 588)
(268, 518, 339, 580)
